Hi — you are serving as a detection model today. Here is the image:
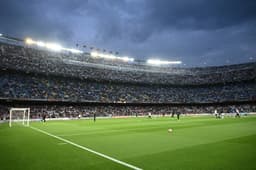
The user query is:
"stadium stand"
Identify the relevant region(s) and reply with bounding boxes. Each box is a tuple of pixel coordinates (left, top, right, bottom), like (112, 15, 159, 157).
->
(0, 38, 255, 119)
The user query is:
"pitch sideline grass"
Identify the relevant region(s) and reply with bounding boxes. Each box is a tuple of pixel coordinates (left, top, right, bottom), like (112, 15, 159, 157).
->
(0, 115, 256, 170)
(30, 126, 142, 170)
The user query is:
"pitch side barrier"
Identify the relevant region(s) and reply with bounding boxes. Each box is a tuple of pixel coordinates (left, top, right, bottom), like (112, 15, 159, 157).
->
(1, 113, 256, 124)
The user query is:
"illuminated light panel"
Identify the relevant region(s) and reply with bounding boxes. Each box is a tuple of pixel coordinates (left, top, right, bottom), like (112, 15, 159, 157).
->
(90, 52, 134, 62)
(91, 51, 99, 57)
(103, 54, 116, 59)
(147, 59, 182, 65)
(25, 38, 35, 45)
(122, 56, 134, 62)
(45, 43, 62, 51)
(24, 37, 83, 54)
(36, 41, 45, 47)
(63, 48, 83, 54)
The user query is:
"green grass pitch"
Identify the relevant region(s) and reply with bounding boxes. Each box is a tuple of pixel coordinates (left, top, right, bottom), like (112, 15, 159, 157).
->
(1, 116, 256, 170)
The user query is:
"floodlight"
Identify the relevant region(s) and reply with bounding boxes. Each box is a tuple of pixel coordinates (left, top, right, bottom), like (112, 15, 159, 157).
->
(69, 49, 83, 54)
(0, 33, 2, 36)
(64, 48, 83, 54)
(23, 36, 85, 54)
(25, 38, 35, 45)
(36, 41, 45, 47)
(90, 51, 134, 62)
(45, 43, 62, 51)
(104, 54, 116, 59)
(91, 51, 99, 57)
(122, 56, 134, 62)
(147, 59, 182, 65)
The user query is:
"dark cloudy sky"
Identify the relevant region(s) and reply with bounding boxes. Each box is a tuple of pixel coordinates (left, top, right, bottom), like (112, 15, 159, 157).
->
(1, 0, 256, 67)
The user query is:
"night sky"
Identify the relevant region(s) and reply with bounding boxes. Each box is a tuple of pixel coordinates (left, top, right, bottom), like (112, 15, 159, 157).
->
(1, 0, 256, 67)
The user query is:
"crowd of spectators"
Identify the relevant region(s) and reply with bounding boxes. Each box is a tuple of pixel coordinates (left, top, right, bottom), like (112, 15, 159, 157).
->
(1, 104, 256, 120)
(0, 71, 255, 103)
(0, 42, 255, 85)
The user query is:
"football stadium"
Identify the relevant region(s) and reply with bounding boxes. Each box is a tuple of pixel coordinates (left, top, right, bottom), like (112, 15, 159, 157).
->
(0, 33, 256, 170)
(1, 1, 256, 170)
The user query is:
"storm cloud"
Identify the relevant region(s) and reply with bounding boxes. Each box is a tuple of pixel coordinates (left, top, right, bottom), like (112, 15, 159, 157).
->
(0, 0, 255, 66)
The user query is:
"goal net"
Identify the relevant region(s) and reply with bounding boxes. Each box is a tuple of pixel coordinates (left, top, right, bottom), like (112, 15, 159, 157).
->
(9, 108, 30, 127)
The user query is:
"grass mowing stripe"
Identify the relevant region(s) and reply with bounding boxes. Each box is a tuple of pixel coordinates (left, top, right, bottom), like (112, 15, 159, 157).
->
(29, 126, 142, 170)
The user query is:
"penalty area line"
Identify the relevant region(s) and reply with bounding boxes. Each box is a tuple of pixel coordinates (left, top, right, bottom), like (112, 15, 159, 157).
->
(29, 126, 142, 170)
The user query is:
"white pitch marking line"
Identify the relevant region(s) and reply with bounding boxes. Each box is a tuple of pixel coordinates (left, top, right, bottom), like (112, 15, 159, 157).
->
(30, 126, 142, 170)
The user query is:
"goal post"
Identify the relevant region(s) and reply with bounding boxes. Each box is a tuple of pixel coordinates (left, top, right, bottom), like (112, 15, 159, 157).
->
(9, 108, 30, 127)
